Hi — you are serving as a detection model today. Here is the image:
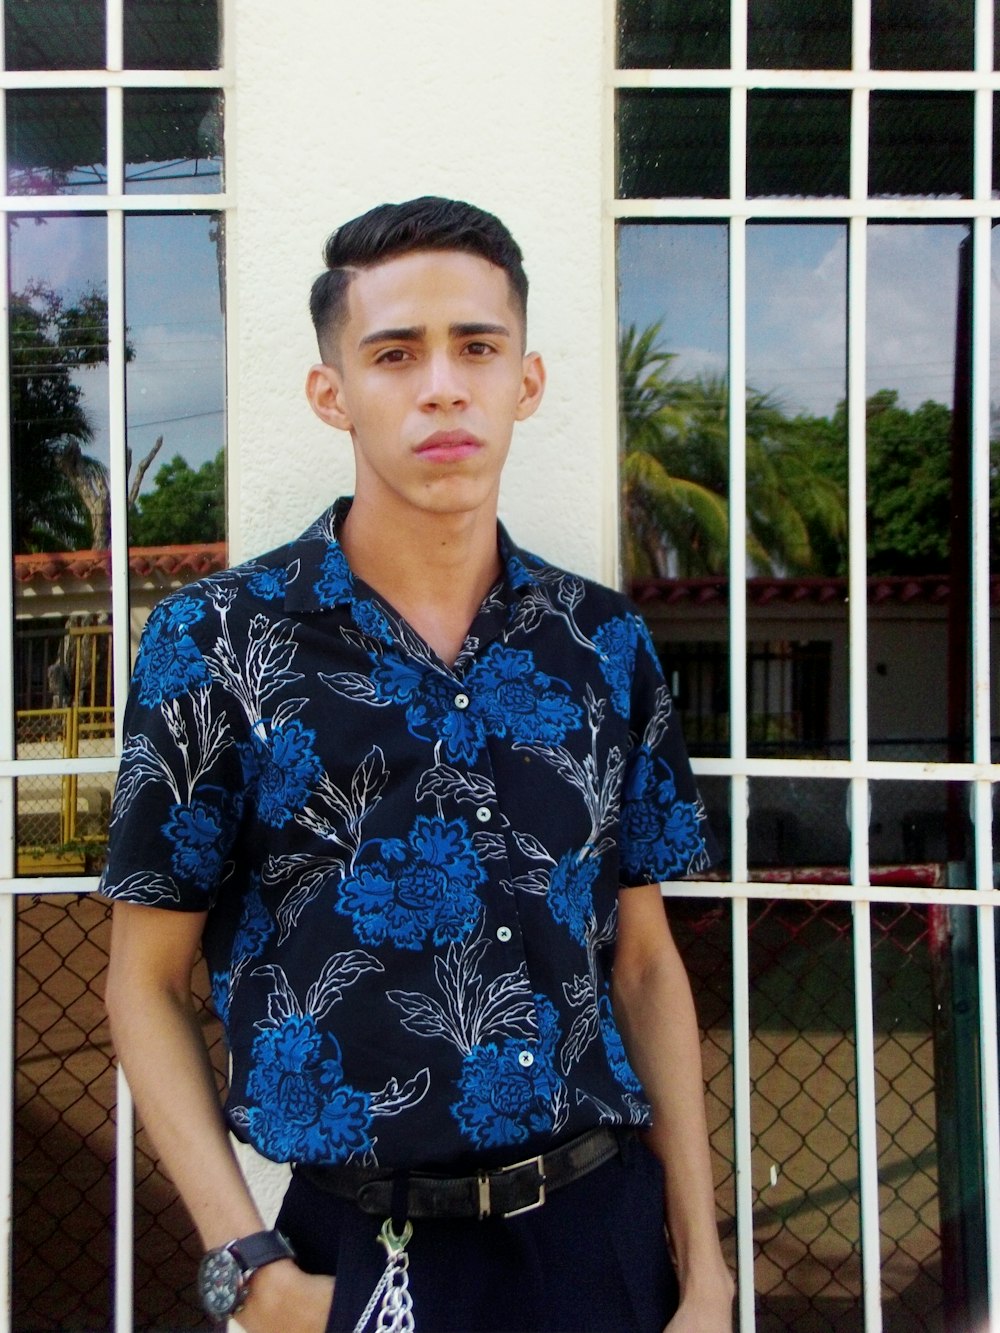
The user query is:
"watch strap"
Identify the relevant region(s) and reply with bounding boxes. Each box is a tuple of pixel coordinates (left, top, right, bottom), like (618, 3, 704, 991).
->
(229, 1228, 296, 1274)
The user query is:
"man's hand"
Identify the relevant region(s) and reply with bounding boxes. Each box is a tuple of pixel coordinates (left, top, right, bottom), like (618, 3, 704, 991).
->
(235, 1259, 335, 1333)
(663, 1256, 735, 1332)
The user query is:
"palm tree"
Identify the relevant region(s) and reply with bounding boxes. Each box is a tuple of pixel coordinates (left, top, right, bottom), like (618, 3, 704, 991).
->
(619, 322, 847, 578)
(619, 323, 729, 578)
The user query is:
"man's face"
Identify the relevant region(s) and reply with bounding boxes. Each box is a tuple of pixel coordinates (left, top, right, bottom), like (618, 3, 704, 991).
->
(306, 249, 545, 520)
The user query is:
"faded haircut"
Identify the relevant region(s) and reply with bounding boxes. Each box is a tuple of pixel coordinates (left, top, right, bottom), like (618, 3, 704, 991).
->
(309, 196, 529, 362)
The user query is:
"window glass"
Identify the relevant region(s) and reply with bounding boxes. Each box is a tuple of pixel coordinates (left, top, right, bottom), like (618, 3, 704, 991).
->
(991, 228, 1000, 763)
(747, 92, 850, 198)
(871, 0, 973, 70)
(866, 224, 970, 763)
(746, 223, 848, 758)
(123, 0, 221, 69)
(748, 777, 850, 874)
(869, 93, 974, 198)
(4, 0, 104, 70)
(7, 91, 106, 195)
(617, 91, 729, 198)
(617, 0, 729, 68)
(617, 222, 729, 584)
(124, 91, 223, 194)
(125, 214, 227, 549)
(9, 213, 114, 797)
(748, 0, 852, 70)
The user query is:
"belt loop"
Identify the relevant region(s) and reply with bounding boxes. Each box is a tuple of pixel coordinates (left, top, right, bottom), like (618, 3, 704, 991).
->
(390, 1170, 410, 1233)
(615, 1126, 636, 1164)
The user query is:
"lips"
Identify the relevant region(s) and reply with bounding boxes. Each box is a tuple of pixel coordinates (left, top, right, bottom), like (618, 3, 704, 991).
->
(414, 430, 484, 462)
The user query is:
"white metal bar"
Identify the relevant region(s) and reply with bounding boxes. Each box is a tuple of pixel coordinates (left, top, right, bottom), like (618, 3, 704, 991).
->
(690, 756, 999, 781)
(728, 217, 748, 763)
(113, 1063, 134, 1333)
(853, 902, 883, 1331)
(0, 76, 15, 1333)
(107, 210, 131, 750)
(731, 893, 754, 1333)
(106, 0, 123, 71)
(602, 0, 623, 590)
(0, 757, 120, 778)
(611, 198, 1000, 220)
(0, 193, 229, 213)
(664, 880, 1000, 907)
(0, 69, 225, 89)
(614, 69, 998, 91)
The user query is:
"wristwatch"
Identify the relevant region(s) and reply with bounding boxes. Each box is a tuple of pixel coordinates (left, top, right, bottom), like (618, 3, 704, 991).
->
(197, 1228, 296, 1322)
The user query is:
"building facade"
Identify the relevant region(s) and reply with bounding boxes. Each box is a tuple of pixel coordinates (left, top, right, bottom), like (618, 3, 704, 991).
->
(2, 2, 998, 1330)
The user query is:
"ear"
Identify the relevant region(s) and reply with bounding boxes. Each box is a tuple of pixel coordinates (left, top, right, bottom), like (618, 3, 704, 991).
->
(305, 362, 352, 432)
(514, 351, 546, 422)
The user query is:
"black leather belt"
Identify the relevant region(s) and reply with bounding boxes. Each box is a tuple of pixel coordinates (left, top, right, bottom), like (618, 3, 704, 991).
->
(297, 1127, 625, 1220)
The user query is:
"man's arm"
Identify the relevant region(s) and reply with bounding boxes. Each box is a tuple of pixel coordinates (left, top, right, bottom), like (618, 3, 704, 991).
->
(612, 882, 735, 1331)
(105, 902, 334, 1333)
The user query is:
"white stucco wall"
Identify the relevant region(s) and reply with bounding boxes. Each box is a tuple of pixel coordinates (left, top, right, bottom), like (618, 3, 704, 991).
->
(227, 0, 611, 582)
(225, 0, 609, 1240)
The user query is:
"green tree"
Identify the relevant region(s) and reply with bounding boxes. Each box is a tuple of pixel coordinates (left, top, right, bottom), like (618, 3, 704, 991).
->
(851, 390, 953, 575)
(619, 322, 847, 578)
(129, 450, 225, 545)
(11, 282, 111, 551)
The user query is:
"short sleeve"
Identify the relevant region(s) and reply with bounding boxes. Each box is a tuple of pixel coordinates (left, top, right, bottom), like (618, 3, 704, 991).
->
(98, 595, 246, 911)
(619, 614, 720, 886)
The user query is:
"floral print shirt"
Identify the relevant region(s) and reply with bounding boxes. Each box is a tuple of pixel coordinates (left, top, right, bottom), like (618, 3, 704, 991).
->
(100, 499, 717, 1169)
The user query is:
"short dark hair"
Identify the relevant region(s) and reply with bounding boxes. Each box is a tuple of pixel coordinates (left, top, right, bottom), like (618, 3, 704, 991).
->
(309, 196, 529, 361)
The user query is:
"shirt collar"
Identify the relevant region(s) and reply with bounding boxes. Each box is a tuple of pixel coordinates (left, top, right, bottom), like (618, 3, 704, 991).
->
(283, 497, 541, 615)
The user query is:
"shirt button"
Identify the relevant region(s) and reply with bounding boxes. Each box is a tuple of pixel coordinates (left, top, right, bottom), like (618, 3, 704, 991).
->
(454, 692, 470, 710)
(517, 1051, 535, 1068)
(496, 926, 512, 943)
(475, 806, 492, 823)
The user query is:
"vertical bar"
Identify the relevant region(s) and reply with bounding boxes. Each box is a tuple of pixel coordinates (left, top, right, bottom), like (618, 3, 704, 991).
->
(0, 63, 15, 1329)
(107, 210, 130, 749)
(853, 901, 883, 1332)
(113, 1063, 134, 1333)
(107, 4, 133, 1324)
(731, 886, 754, 1333)
(602, 0, 623, 588)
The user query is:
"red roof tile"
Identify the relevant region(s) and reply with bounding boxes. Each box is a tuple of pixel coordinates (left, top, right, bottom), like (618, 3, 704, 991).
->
(14, 543, 228, 584)
(630, 574, 1000, 608)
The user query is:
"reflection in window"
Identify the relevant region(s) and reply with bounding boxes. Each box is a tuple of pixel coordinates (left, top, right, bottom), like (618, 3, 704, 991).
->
(4, 0, 104, 70)
(617, 0, 729, 68)
(869, 93, 974, 198)
(123, 0, 221, 69)
(747, 93, 850, 198)
(8, 214, 110, 553)
(6, 91, 106, 195)
(124, 91, 223, 195)
(748, 0, 851, 70)
(617, 91, 729, 198)
(617, 223, 728, 579)
(125, 214, 226, 547)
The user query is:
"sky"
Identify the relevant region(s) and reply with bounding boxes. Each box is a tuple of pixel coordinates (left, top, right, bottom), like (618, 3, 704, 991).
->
(9, 210, 225, 490)
(619, 221, 999, 418)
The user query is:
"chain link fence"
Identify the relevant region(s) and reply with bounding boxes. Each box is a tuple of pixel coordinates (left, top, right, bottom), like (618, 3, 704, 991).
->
(14, 893, 226, 1331)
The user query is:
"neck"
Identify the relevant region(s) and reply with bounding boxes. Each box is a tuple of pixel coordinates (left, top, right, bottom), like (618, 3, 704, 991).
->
(340, 493, 503, 665)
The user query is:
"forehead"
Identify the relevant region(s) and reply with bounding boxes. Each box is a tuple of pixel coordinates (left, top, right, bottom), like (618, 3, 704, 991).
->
(343, 249, 520, 338)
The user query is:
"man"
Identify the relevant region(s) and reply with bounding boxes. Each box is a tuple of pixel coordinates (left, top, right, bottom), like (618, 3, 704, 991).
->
(102, 197, 734, 1332)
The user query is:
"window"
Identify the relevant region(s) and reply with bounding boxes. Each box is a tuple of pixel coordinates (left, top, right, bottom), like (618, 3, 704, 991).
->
(2, 3, 230, 1327)
(615, 2, 999, 1328)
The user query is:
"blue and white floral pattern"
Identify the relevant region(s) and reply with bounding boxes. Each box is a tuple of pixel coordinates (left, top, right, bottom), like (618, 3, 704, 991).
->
(100, 497, 716, 1168)
(337, 816, 484, 949)
(452, 996, 566, 1148)
(244, 1015, 374, 1162)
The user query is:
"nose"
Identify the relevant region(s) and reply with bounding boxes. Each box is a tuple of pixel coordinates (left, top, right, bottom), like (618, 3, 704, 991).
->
(416, 351, 470, 410)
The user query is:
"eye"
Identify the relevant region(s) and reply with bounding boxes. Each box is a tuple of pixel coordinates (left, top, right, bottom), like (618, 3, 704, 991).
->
(463, 341, 495, 357)
(373, 347, 412, 365)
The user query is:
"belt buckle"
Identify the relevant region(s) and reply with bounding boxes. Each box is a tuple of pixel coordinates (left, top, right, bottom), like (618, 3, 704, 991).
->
(478, 1153, 547, 1220)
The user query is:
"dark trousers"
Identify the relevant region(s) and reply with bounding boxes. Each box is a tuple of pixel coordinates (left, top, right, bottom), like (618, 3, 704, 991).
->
(275, 1137, 680, 1333)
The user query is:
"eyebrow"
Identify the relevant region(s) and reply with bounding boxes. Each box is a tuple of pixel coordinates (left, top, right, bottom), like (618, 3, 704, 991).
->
(358, 321, 512, 349)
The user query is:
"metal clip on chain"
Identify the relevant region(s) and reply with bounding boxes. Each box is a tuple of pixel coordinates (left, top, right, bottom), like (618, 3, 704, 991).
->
(352, 1218, 415, 1333)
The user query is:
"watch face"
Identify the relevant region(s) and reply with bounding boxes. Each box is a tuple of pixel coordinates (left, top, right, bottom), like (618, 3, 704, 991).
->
(198, 1247, 243, 1320)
